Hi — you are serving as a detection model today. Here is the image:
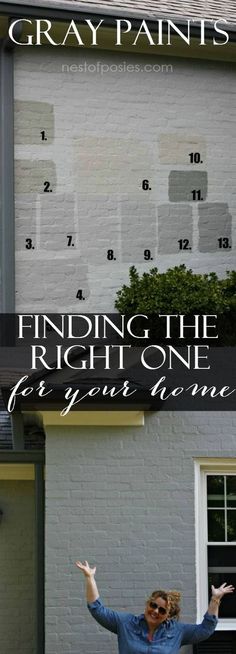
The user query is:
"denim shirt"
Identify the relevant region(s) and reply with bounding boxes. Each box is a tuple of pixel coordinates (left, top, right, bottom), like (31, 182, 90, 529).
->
(88, 598, 217, 654)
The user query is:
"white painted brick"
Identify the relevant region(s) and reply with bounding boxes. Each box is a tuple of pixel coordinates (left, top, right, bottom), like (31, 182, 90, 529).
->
(14, 49, 236, 312)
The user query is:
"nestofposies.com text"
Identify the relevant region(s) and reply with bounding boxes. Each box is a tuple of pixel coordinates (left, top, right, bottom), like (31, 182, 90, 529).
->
(61, 61, 173, 74)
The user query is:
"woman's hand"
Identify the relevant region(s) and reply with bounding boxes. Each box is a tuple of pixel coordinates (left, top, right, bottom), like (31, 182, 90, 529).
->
(75, 560, 96, 577)
(211, 582, 235, 599)
(76, 560, 99, 602)
(208, 582, 234, 616)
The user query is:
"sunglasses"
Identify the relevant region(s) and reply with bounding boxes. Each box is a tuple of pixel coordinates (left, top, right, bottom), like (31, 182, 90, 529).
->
(149, 601, 167, 616)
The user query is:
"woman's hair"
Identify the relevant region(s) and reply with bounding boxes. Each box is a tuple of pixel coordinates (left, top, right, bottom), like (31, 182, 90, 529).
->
(147, 589, 181, 620)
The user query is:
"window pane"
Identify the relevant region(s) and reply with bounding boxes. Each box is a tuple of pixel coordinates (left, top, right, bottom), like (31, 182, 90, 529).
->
(208, 510, 225, 541)
(207, 476, 224, 507)
(208, 572, 236, 618)
(208, 546, 236, 618)
(227, 476, 236, 507)
(208, 544, 236, 566)
(227, 511, 236, 542)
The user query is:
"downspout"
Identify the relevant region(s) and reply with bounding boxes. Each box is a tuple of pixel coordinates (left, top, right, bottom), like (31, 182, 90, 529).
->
(0, 25, 15, 312)
(35, 460, 45, 654)
(0, 23, 24, 441)
(0, 21, 22, 315)
(11, 411, 25, 449)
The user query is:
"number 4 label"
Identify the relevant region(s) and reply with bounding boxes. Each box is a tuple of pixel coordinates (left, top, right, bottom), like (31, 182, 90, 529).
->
(76, 289, 85, 300)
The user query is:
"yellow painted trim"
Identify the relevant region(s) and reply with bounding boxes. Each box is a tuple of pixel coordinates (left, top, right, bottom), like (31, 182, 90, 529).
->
(195, 457, 236, 472)
(38, 410, 144, 427)
(0, 16, 8, 37)
(0, 463, 35, 480)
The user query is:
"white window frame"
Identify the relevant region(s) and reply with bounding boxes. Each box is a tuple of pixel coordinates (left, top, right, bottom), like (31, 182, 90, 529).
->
(195, 458, 236, 631)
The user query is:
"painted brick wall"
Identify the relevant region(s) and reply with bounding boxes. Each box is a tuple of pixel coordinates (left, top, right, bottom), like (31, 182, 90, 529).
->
(45, 411, 236, 654)
(14, 49, 236, 312)
(13, 45, 236, 654)
(0, 480, 35, 654)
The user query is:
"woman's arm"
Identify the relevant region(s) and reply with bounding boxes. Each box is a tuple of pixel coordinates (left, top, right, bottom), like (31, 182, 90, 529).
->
(180, 582, 234, 646)
(75, 559, 132, 634)
(75, 560, 99, 603)
(207, 583, 234, 617)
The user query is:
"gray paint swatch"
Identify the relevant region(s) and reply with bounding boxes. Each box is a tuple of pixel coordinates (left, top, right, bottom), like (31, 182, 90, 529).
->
(121, 201, 156, 262)
(16, 260, 90, 306)
(77, 196, 119, 263)
(169, 171, 208, 202)
(15, 101, 54, 144)
(198, 203, 232, 252)
(158, 204, 193, 254)
(15, 194, 37, 251)
(15, 160, 56, 194)
(40, 193, 75, 249)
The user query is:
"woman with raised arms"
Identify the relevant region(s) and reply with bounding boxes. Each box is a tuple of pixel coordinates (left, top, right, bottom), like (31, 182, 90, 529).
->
(76, 560, 234, 654)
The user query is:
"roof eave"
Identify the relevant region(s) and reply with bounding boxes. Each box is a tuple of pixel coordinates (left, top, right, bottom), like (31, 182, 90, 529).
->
(0, 1, 236, 39)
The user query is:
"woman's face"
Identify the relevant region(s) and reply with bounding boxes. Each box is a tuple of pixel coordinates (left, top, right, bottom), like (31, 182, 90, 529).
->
(144, 596, 168, 630)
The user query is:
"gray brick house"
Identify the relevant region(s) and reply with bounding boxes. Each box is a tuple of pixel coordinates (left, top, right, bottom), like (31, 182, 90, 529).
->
(0, 1, 236, 653)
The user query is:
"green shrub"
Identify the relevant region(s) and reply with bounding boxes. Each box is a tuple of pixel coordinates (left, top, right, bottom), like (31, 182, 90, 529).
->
(115, 265, 236, 344)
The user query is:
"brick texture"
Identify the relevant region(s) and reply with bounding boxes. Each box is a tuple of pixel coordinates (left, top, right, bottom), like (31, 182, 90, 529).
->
(12, 44, 236, 654)
(14, 49, 236, 313)
(45, 412, 236, 654)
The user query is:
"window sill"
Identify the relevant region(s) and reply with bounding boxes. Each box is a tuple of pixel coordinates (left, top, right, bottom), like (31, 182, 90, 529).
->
(216, 620, 236, 631)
